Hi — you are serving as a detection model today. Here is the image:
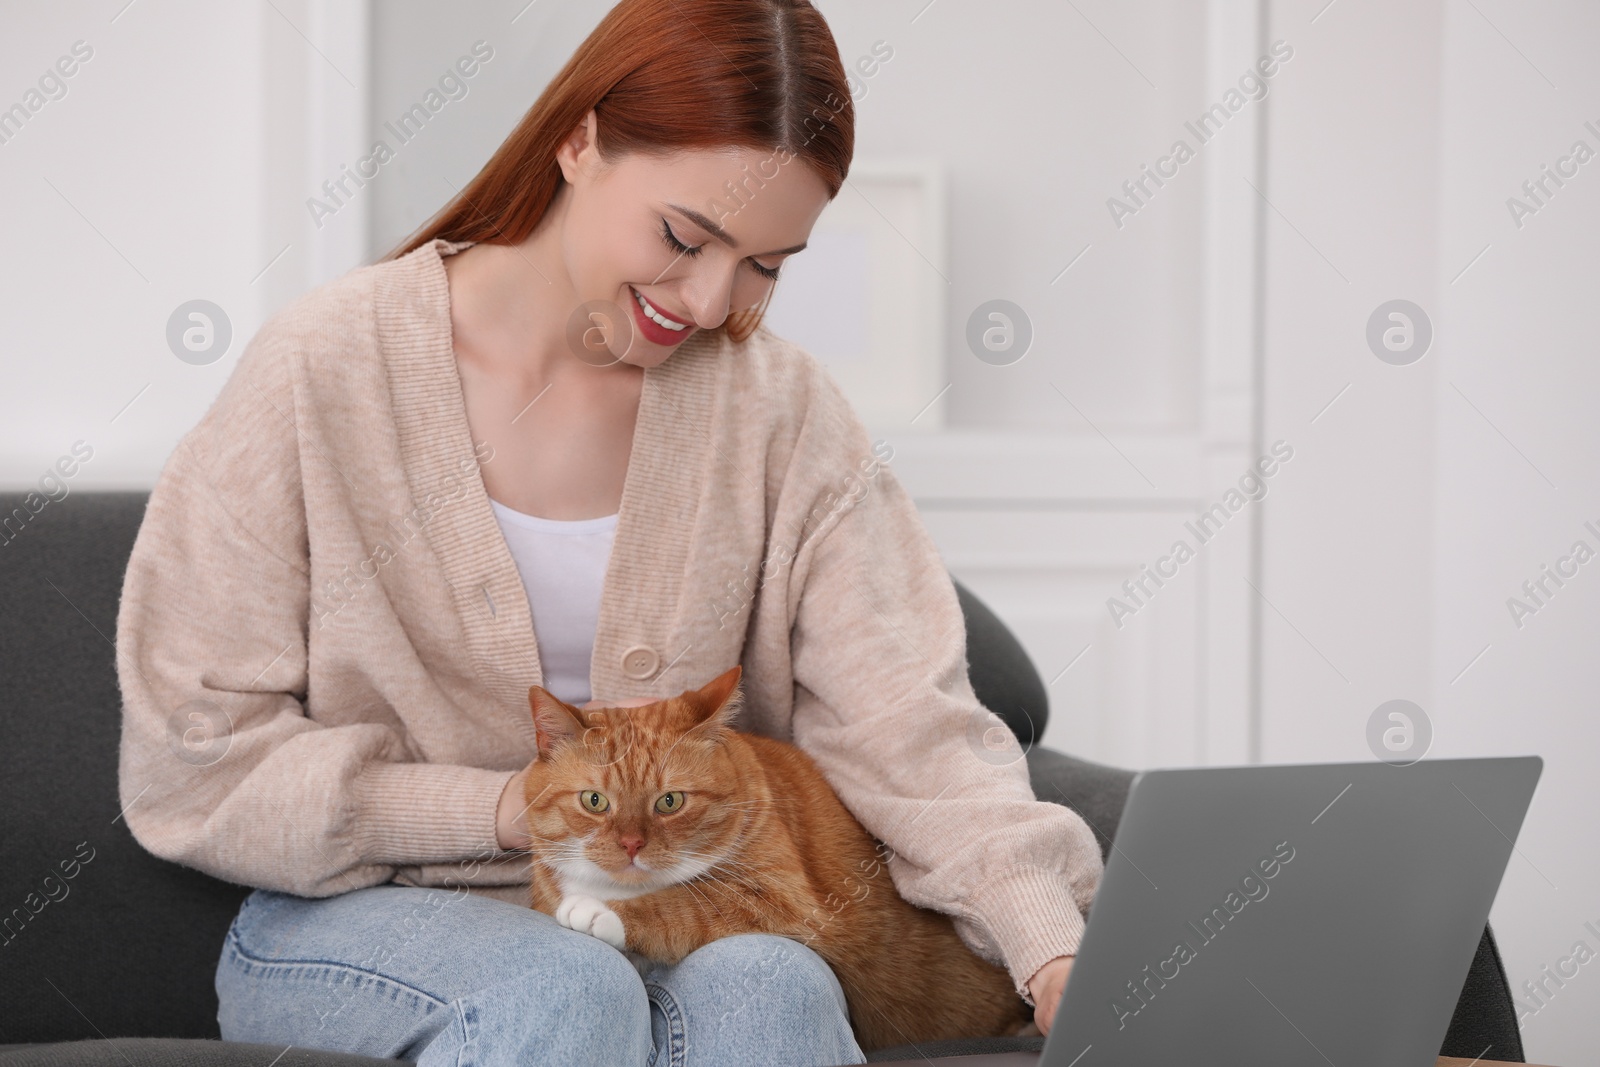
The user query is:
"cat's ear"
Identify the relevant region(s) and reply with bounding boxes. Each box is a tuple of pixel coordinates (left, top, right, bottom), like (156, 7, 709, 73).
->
(689, 665, 744, 733)
(528, 685, 585, 757)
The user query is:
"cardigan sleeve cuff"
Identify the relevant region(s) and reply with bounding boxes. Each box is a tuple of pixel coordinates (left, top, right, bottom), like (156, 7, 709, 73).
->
(963, 863, 1090, 1006)
(350, 762, 518, 866)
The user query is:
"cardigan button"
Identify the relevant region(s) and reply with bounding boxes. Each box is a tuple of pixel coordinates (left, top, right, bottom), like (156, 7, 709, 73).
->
(621, 645, 661, 680)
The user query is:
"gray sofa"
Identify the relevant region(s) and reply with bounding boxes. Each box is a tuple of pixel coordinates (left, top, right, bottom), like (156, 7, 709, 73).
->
(0, 492, 1524, 1065)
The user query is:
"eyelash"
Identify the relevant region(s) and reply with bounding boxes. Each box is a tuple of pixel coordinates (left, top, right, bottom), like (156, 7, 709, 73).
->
(660, 218, 783, 282)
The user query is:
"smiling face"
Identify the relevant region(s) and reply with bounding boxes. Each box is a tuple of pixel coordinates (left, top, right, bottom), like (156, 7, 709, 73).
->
(551, 110, 834, 368)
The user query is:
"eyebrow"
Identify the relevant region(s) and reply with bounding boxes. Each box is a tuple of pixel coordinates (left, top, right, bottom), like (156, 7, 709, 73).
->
(665, 203, 809, 256)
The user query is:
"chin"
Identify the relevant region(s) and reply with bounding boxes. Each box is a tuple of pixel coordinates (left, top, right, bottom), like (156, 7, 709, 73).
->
(610, 865, 662, 890)
(620, 349, 674, 370)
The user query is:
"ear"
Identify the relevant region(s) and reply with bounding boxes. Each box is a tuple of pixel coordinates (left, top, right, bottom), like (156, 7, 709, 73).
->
(688, 665, 744, 733)
(556, 108, 602, 185)
(528, 685, 586, 758)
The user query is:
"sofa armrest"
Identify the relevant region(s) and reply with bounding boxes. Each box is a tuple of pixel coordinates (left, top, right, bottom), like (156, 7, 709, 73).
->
(1024, 745, 1135, 862)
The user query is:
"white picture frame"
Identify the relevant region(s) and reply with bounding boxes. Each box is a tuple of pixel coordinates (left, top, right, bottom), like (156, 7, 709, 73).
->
(763, 157, 948, 431)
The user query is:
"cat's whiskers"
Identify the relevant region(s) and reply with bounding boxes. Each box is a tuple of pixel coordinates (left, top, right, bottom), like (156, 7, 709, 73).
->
(667, 846, 746, 882)
(670, 838, 795, 927)
(524, 844, 585, 863)
(676, 876, 720, 920)
(711, 861, 768, 885)
(678, 846, 763, 880)
(681, 867, 749, 904)
(694, 869, 790, 928)
(678, 846, 759, 879)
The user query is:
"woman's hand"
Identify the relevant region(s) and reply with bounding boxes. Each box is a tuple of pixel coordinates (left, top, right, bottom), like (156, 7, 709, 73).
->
(1026, 955, 1075, 1036)
(496, 766, 533, 851)
(496, 696, 658, 850)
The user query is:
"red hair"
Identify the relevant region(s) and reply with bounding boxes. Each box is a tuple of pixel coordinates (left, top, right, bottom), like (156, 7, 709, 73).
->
(381, 0, 856, 343)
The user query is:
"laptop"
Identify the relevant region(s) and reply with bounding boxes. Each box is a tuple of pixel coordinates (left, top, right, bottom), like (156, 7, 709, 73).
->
(863, 755, 1542, 1067)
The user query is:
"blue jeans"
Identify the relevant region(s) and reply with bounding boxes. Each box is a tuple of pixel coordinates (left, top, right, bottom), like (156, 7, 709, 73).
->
(215, 884, 868, 1067)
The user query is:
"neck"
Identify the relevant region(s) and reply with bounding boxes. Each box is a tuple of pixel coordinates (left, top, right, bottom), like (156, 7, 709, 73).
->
(445, 185, 639, 388)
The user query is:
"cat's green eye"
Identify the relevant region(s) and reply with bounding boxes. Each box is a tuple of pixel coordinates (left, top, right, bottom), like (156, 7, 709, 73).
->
(580, 790, 609, 813)
(654, 791, 685, 815)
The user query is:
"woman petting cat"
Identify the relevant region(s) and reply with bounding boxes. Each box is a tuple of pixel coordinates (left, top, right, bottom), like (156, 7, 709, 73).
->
(114, 1, 1103, 1065)
(525, 666, 1055, 1053)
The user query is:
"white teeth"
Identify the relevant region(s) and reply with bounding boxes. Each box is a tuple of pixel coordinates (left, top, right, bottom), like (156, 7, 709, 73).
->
(633, 288, 689, 331)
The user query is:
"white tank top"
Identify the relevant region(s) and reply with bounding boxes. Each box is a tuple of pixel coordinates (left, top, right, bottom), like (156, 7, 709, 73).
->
(488, 497, 619, 707)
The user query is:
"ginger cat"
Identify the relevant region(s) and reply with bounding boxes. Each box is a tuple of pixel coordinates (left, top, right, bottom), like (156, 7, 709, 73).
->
(522, 664, 1038, 1052)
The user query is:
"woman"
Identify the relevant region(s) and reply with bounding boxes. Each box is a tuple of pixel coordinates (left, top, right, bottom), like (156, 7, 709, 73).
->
(114, 1, 1103, 1064)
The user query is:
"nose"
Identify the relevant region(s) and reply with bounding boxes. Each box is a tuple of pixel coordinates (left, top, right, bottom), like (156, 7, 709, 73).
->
(681, 266, 740, 331)
(619, 835, 644, 860)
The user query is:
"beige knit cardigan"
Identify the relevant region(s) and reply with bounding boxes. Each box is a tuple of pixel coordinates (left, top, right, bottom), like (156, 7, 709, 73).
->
(115, 237, 1103, 1003)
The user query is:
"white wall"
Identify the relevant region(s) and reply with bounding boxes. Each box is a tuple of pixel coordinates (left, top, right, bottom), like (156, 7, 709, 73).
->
(1255, 0, 1598, 1061)
(0, 0, 367, 490)
(1258, 0, 1442, 763)
(1432, 2, 1600, 1061)
(0, 3, 268, 488)
(2, 0, 1596, 1060)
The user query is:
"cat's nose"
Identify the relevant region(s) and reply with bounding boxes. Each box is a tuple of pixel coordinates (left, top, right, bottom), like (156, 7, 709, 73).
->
(619, 835, 644, 859)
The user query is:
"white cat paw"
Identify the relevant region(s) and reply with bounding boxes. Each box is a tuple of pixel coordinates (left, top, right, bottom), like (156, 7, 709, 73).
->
(556, 894, 627, 950)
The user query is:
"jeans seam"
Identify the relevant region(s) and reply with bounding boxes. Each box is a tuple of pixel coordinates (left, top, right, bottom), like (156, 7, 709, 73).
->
(453, 999, 479, 1067)
(645, 979, 687, 1067)
(223, 924, 451, 1012)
